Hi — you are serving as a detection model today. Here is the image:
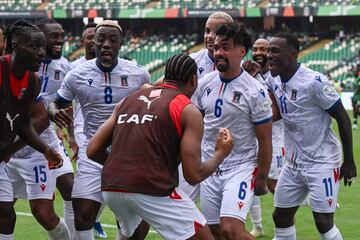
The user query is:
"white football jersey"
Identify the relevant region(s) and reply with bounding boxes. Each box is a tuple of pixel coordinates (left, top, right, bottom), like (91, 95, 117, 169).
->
(58, 58, 150, 140)
(190, 48, 216, 79)
(15, 57, 71, 157)
(266, 65, 342, 170)
(196, 69, 273, 172)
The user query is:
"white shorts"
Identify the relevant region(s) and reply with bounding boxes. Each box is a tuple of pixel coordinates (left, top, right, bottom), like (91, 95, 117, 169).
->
(103, 187, 206, 240)
(268, 146, 285, 180)
(274, 165, 340, 213)
(0, 162, 13, 202)
(178, 163, 200, 202)
(53, 140, 74, 178)
(72, 147, 103, 203)
(200, 166, 257, 224)
(6, 151, 57, 200)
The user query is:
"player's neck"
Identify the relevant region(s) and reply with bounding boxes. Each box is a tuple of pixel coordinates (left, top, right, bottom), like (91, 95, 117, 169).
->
(96, 58, 118, 72)
(85, 53, 95, 61)
(280, 62, 299, 83)
(11, 55, 27, 80)
(219, 67, 242, 81)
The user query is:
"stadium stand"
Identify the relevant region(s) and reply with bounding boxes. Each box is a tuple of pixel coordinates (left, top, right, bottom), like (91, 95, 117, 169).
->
(268, 0, 360, 7)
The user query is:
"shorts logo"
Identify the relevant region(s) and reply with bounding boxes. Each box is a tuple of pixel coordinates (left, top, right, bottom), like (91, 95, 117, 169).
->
(40, 184, 47, 192)
(88, 79, 94, 86)
(291, 89, 297, 100)
(54, 70, 60, 80)
(121, 75, 128, 86)
(327, 199, 333, 206)
(232, 91, 241, 103)
(238, 202, 244, 209)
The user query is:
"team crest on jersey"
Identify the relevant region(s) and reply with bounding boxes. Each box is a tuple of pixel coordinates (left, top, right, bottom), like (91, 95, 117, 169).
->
(232, 91, 241, 103)
(54, 70, 60, 80)
(291, 89, 297, 100)
(18, 88, 27, 100)
(121, 75, 128, 86)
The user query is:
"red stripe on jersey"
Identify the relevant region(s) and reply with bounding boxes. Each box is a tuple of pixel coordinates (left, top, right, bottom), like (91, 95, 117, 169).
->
(194, 221, 204, 234)
(281, 147, 285, 157)
(250, 168, 258, 191)
(169, 94, 191, 137)
(333, 168, 340, 183)
(6, 55, 29, 99)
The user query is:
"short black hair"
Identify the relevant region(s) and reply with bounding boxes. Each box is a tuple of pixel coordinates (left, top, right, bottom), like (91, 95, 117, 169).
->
(83, 22, 97, 32)
(164, 54, 197, 84)
(215, 22, 252, 54)
(4, 19, 40, 54)
(273, 32, 299, 52)
(36, 18, 59, 31)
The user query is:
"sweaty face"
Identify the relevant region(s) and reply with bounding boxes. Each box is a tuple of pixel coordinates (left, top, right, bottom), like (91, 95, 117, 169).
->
(42, 23, 64, 59)
(267, 37, 292, 77)
(95, 26, 122, 67)
(252, 39, 269, 69)
(17, 32, 46, 72)
(214, 36, 244, 73)
(83, 27, 95, 58)
(204, 18, 228, 56)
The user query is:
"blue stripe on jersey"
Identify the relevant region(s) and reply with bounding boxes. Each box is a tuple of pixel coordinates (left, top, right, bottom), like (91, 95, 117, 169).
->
(325, 98, 341, 113)
(253, 116, 272, 125)
(56, 92, 72, 104)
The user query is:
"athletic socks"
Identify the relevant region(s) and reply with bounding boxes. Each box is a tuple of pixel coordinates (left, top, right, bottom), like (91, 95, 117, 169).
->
(249, 195, 263, 229)
(47, 218, 71, 240)
(73, 229, 94, 240)
(64, 201, 75, 238)
(0, 233, 14, 240)
(320, 225, 343, 240)
(274, 225, 296, 240)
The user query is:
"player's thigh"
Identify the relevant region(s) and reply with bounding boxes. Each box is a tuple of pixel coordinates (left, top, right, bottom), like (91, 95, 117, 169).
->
(0, 162, 13, 203)
(200, 175, 223, 225)
(220, 167, 256, 223)
(178, 163, 200, 202)
(268, 146, 284, 181)
(102, 191, 141, 238)
(4, 160, 26, 199)
(131, 188, 207, 240)
(53, 140, 74, 178)
(307, 168, 340, 213)
(274, 166, 308, 208)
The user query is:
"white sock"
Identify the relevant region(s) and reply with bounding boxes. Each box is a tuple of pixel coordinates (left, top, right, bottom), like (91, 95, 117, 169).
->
(47, 218, 71, 240)
(95, 204, 106, 223)
(64, 201, 75, 238)
(275, 225, 296, 240)
(249, 196, 262, 229)
(320, 225, 343, 240)
(0, 233, 14, 240)
(73, 229, 94, 240)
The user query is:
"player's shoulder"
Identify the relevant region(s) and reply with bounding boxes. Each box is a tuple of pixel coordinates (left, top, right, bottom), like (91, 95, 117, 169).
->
(117, 58, 148, 75)
(189, 48, 207, 61)
(67, 59, 96, 77)
(70, 56, 86, 69)
(199, 70, 218, 88)
(297, 64, 330, 88)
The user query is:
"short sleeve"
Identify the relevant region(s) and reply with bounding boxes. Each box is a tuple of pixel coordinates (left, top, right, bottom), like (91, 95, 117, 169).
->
(310, 75, 340, 111)
(142, 68, 151, 84)
(251, 87, 273, 125)
(265, 77, 274, 92)
(57, 70, 76, 102)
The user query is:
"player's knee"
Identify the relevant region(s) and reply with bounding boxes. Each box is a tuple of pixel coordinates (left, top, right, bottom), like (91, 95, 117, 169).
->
(273, 208, 292, 227)
(31, 206, 59, 230)
(220, 221, 245, 240)
(314, 214, 334, 234)
(0, 203, 16, 231)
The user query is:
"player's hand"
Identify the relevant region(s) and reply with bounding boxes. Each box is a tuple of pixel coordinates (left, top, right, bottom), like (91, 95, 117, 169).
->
(44, 148, 63, 169)
(56, 128, 68, 142)
(242, 60, 261, 77)
(215, 128, 233, 160)
(254, 173, 268, 196)
(68, 137, 79, 161)
(52, 106, 73, 129)
(340, 160, 357, 186)
(140, 83, 153, 90)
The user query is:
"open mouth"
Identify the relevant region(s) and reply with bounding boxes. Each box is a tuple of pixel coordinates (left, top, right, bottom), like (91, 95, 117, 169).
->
(53, 45, 62, 53)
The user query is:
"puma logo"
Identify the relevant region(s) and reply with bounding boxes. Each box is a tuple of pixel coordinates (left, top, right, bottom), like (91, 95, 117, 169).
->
(138, 95, 161, 110)
(6, 113, 20, 131)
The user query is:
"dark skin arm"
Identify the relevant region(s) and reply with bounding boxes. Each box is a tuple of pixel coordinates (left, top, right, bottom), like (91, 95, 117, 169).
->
(328, 102, 357, 186)
(48, 96, 73, 129)
(254, 121, 272, 195)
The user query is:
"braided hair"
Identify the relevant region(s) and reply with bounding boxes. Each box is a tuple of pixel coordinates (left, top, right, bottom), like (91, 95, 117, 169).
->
(164, 54, 197, 84)
(4, 19, 40, 54)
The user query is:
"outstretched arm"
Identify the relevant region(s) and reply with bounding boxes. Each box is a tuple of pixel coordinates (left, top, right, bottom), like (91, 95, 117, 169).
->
(48, 95, 73, 129)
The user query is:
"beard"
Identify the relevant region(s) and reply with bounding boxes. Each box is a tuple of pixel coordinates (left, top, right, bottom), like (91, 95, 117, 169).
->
(215, 57, 230, 72)
(253, 55, 267, 69)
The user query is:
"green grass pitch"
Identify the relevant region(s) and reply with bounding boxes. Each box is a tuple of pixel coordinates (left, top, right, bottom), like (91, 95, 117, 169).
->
(13, 117, 360, 239)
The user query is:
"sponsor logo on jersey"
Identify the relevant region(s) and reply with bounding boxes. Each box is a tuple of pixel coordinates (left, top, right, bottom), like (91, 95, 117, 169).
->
(291, 89, 297, 100)
(6, 113, 20, 131)
(259, 89, 265, 97)
(315, 75, 322, 82)
(274, 84, 279, 91)
(138, 95, 161, 110)
(88, 79, 94, 86)
(206, 88, 212, 96)
(117, 114, 156, 125)
(54, 70, 60, 80)
(232, 91, 241, 103)
(199, 67, 205, 75)
(121, 75, 128, 86)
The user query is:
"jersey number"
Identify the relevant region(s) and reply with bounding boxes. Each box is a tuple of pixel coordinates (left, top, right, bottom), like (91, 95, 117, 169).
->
(279, 96, 288, 114)
(104, 86, 113, 104)
(214, 99, 223, 118)
(238, 182, 248, 200)
(323, 177, 333, 197)
(40, 76, 49, 93)
(33, 165, 47, 183)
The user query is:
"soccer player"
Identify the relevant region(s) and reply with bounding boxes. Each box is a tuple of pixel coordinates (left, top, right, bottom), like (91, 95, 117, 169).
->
(49, 20, 151, 240)
(267, 32, 357, 240)
(196, 22, 272, 240)
(245, 38, 285, 237)
(86, 53, 233, 240)
(0, 19, 63, 240)
(70, 22, 108, 239)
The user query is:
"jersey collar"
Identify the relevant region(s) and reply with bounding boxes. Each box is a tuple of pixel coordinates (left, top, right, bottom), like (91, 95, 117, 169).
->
(96, 58, 118, 72)
(219, 68, 243, 83)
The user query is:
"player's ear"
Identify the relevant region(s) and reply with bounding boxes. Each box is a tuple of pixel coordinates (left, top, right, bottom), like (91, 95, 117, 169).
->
(191, 74, 198, 87)
(11, 40, 18, 53)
